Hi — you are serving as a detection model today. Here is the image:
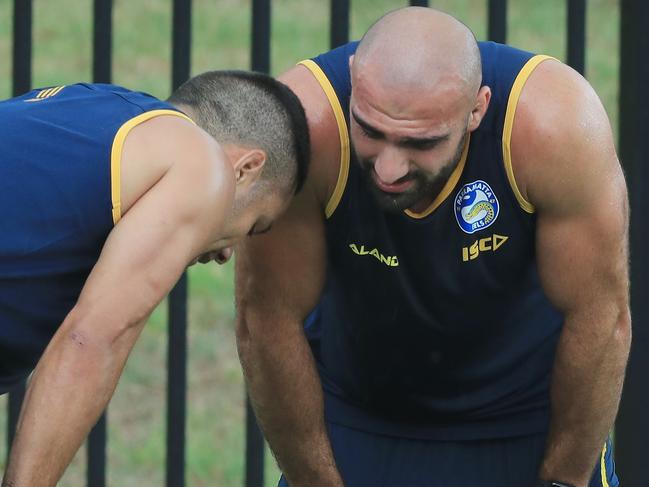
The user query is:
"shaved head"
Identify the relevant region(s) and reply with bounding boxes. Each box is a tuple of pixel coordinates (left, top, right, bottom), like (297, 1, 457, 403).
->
(349, 7, 489, 213)
(353, 7, 482, 110)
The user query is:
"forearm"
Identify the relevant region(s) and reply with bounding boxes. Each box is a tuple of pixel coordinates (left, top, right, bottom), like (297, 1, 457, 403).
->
(237, 317, 342, 487)
(540, 310, 630, 486)
(2, 314, 142, 487)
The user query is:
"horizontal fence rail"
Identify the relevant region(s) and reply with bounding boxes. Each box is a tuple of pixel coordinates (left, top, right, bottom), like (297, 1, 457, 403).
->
(2, 1, 646, 486)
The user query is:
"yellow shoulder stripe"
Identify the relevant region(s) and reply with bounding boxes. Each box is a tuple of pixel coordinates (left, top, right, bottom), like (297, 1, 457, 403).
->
(298, 59, 350, 219)
(600, 440, 610, 487)
(405, 133, 470, 219)
(24, 85, 66, 102)
(502, 54, 556, 214)
(110, 109, 195, 225)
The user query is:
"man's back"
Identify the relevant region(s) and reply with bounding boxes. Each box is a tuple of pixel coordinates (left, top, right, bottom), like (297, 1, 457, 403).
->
(0, 84, 188, 390)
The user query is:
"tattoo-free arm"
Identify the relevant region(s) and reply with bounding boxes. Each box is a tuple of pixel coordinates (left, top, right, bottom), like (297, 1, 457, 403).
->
(2, 121, 230, 487)
(513, 60, 631, 487)
(235, 64, 344, 487)
(236, 185, 342, 487)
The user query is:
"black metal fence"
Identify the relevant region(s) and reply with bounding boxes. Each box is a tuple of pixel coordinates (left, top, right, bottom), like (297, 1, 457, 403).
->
(2, 0, 647, 486)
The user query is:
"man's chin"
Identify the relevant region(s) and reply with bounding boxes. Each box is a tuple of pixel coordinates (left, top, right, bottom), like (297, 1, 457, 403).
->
(369, 186, 422, 213)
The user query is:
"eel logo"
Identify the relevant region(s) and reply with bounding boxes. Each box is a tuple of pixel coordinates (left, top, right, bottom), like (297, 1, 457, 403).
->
(454, 180, 500, 234)
(462, 234, 509, 262)
(349, 244, 399, 267)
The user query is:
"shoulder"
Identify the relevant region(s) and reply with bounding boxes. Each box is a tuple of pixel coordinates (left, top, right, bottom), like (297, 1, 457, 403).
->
(119, 113, 234, 219)
(510, 58, 620, 211)
(279, 64, 345, 212)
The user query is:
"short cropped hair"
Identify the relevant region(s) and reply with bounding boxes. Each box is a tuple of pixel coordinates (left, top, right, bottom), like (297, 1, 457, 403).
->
(168, 70, 310, 195)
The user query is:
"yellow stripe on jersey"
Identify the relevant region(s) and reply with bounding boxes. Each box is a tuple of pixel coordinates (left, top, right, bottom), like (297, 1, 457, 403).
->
(110, 109, 195, 225)
(405, 134, 471, 219)
(502, 55, 556, 214)
(25, 85, 67, 102)
(298, 59, 351, 219)
(49, 86, 65, 97)
(600, 440, 610, 487)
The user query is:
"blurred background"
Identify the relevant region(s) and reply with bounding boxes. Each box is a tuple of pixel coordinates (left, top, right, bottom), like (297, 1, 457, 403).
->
(0, 0, 620, 485)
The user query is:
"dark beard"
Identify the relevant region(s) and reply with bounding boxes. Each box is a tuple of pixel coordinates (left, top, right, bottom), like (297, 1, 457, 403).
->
(355, 131, 468, 214)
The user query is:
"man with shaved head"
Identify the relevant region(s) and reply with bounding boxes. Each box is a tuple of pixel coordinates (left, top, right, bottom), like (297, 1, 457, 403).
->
(236, 7, 628, 487)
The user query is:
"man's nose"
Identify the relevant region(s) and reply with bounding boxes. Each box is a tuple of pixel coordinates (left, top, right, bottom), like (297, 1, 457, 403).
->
(373, 147, 409, 184)
(216, 247, 234, 264)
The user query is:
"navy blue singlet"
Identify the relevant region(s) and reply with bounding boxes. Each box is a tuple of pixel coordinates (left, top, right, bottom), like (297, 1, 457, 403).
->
(0, 84, 190, 392)
(301, 42, 563, 440)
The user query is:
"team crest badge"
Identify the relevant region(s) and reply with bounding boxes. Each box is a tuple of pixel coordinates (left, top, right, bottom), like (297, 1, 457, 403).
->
(454, 180, 500, 234)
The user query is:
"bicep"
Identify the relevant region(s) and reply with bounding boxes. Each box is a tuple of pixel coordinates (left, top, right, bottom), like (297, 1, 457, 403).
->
(535, 169, 628, 325)
(74, 158, 223, 337)
(514, 60, 629, 324)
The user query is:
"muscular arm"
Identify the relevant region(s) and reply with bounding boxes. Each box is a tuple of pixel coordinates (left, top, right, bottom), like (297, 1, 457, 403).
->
(512, 61, 630, 487)
(2, 119, 230, 487)
(235, 65, 344, 486)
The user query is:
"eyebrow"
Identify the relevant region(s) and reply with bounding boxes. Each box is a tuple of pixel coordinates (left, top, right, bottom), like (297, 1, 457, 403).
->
(351, 109, 450, 149)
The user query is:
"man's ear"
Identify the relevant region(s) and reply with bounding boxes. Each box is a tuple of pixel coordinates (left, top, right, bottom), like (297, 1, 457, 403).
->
(233, 149, 267, 186)
(468, 85, 491, 132)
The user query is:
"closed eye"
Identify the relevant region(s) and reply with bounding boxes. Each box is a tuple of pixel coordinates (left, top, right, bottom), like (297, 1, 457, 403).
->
(358, 124, 382, 140)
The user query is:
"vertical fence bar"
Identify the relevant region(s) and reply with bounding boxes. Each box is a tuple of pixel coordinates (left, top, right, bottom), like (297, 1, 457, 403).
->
(247, 3, 271, 484)
(330, 0, 350, 49)
(566, 0, 586, 75)
(245, 398, 264, 487)
(167, 2, 192, 486)
(87, 3, 113, 484)
(92, 0, 113, 83)
(12, 0, 32, 96)
(167, 275, 188, 487)
(409, 0, 429, 7)
(6, 382, 25, 463)
(251, 0, 271, 74)
(616, 1, 649, 485)
(87, 415, 107, 487)
(7, 0, 32, 462)
(488, 0, 507, 44)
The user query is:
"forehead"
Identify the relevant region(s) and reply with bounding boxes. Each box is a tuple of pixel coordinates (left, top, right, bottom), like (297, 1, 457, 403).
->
(350, 66, 468, 133)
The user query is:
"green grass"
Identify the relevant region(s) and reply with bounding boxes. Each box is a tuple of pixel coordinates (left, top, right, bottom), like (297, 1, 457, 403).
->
(0, 1, 620, 485)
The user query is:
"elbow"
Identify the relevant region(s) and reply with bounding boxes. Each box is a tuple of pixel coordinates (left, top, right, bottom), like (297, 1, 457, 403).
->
(235, 302, 273, 355)
(234, 299, 289, 363)
(61, 303, 139, 360)
(613, 306, 632, 354)
(234, 295, 260, 364)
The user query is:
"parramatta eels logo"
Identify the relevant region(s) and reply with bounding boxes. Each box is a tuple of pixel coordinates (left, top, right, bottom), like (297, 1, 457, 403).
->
(454, 180, 500, 234)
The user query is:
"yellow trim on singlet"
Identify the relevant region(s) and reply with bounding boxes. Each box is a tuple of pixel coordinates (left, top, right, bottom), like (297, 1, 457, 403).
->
(298, 59, 351, 219)
(404, 133, 471, 219)
(110, 109, 195, 224)
(38, 87, 54, 98)
(24, 85, 66, 102)
(600, 440, 610, 487)
(502, 54, 556, 214)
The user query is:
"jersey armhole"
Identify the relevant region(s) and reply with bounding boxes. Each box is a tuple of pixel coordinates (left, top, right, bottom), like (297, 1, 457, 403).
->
(298, 59, 350, 219)
(110, 109, 195, 224)
(502, 54, 556, 214)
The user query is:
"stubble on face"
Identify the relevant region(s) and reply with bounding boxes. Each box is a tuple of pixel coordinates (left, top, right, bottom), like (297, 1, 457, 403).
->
(355, 130, 468, 214)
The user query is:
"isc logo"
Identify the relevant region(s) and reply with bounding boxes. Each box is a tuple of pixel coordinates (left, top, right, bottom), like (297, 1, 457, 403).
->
(461, 234, 509, 262)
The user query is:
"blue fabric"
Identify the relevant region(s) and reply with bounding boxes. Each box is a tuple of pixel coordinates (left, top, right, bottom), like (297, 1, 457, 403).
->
(306, 41, 565, 440)
(0, 83, 178, 390)
(277, 424, 618, 487)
